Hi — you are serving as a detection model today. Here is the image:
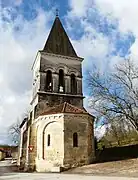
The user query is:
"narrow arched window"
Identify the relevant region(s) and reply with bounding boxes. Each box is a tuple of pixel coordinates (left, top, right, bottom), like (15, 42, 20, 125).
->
(58, 69, 65, 93)
(73, 133, 78, 147)
(71, 74, 77, 94)
(45, 70, 52, 92)
(47, 134, 50, 146)
(34, 105, 37, 118)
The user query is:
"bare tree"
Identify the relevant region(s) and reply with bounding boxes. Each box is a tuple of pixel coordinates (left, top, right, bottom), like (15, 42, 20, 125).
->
(8, 119, 21, 145)
(87, 59, 138, 131)
(8, 111, 29, 145)
(104, 117, 134, 146)
(99, 118, 138, 148)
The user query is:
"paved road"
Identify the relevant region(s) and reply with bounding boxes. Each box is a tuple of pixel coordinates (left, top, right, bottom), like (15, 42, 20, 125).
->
(0, 173, 138, 180)
(0, 159, 137, 180)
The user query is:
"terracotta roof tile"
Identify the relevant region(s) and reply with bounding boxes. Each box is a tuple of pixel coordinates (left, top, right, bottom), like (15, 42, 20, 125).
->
(40, 102, 88, 116)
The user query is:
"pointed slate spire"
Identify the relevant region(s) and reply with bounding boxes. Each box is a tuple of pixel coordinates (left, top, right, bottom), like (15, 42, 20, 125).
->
(43, 15, 78, 57)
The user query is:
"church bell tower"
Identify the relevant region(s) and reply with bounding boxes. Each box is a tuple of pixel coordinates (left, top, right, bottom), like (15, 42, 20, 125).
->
(31, 14, 84, 119)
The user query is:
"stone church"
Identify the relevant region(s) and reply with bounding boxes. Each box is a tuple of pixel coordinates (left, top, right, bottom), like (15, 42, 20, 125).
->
(18, 14, 95, 172)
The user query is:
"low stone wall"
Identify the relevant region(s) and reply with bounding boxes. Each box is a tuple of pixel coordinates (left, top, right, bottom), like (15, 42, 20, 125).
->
(96, 144, 138, 162)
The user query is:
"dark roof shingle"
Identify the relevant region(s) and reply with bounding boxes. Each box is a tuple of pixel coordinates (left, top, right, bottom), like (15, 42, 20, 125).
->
(43, 17, 78, 58)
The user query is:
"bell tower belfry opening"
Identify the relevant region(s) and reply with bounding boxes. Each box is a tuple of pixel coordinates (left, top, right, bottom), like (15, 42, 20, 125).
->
(31, 15, 84, 119)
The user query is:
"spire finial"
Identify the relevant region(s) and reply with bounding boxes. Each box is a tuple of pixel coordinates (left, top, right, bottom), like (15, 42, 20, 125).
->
(56, 8, 59, 17)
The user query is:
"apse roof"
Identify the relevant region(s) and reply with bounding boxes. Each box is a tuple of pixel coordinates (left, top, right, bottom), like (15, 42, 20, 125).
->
(40, 102, 88, 116)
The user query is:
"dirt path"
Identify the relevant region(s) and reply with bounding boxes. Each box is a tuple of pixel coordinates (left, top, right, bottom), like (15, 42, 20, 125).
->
(65, 158, 138, 177)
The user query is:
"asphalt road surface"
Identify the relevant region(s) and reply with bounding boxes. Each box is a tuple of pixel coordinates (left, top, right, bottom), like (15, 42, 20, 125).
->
(0, 158, 137, 180)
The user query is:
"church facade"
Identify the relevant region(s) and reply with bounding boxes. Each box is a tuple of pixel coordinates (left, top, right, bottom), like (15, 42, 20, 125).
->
(18, 15, 95, 172)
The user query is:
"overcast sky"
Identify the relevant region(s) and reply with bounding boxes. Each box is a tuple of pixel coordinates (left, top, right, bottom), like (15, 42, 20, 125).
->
(1, 0, 138, 144)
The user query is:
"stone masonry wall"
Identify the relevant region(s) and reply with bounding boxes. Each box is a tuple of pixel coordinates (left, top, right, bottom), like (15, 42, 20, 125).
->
(28, 124, 37, 171)
(35, 114, 64, 172)
(63, 114, 95, 169)
(27, 113, 95, 172)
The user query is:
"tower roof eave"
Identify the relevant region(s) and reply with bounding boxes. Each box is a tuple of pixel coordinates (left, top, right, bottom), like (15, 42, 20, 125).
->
(40, 51, 84, 62)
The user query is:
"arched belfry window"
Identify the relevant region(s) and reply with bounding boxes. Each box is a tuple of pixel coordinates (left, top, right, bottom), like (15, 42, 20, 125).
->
(73, 132, 78, 147)
(45, 70, 52, 92)
(58, 69, 65, 93)
(71, 74, 77, 94)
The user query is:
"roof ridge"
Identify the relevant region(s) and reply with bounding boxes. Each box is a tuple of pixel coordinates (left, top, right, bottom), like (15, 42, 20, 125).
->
(39, 102, 89, 116)
(67, 103, 86, 112)
(62, 102, 67, 113)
